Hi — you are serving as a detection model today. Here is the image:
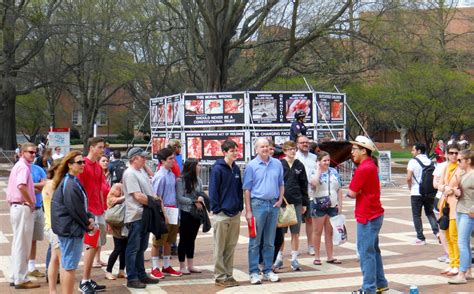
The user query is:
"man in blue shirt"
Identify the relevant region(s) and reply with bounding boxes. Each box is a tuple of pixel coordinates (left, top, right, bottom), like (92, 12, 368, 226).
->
(29, 164, 46, 277)
(243, 138, 284, 285)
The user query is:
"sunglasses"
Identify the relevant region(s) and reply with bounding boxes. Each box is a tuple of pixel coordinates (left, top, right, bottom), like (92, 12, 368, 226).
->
(26, 151, 37, 155)
(73, 160, 86, 165)
(457, 158, 465, 163)
(448, 151, 458, 155)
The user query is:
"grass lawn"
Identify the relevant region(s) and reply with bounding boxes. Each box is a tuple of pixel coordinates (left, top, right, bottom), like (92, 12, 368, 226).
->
(375, 150, 412, 159)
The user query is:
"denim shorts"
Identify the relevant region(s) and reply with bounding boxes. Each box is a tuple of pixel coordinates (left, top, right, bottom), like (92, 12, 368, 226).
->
(310, 200, 338, 218)
(58, 236, 83, 270)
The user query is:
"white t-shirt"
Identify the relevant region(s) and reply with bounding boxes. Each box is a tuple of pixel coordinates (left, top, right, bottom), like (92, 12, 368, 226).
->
(52, 153, 64, 160)
(296, 150, 317, 197)
(407, 154, 432, 196)
(433, 161, 447, 199)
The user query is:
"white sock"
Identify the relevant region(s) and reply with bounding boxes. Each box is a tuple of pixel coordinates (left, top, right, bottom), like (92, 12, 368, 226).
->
(163, 256, 171, 268)
(28, 260, 35, 272)
(151, 257, 160, 269)
(276, 251, 283, 261)
(81, 279, 91, 284)
(291, 251, 299, 261)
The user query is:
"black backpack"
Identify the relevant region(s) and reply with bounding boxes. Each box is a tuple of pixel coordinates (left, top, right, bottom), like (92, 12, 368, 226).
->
(413, 158, 437, 196)
(110, 160, 126, 184)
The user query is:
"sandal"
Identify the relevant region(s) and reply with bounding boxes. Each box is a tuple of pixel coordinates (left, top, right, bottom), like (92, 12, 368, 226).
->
(327, 259, 342, 264)
(189, 267, 202, 273)
(313, 259, 322, 265)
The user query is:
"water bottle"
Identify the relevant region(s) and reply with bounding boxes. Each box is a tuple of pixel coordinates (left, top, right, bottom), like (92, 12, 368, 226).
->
(409, 285, 419, 294)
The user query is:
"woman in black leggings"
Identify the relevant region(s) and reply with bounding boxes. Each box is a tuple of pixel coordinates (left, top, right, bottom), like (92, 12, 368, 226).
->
(105, 183, 127, 280)
(176, 158, 205, 274)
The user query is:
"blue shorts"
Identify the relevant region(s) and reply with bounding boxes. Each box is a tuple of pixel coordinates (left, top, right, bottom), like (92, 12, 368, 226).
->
(58, 236, 83, 270)
(310, 200, 338, 218)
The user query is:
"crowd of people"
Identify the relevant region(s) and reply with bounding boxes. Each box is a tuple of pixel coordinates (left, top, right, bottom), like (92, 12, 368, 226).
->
(5, 129, 472, 294)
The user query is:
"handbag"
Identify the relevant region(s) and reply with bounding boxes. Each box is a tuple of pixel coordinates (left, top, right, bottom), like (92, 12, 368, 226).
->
(277, 197, 298, 228)
(438, 197, 450, 230)
(105, 203, 125, 226)
(315, 171, 332, 211)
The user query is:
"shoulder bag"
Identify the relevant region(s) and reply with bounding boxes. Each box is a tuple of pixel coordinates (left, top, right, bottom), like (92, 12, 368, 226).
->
(277, 197, 298, 228)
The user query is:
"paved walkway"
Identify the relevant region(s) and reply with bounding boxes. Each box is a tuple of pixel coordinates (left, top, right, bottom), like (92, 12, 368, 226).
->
(0, 175, 472, 293)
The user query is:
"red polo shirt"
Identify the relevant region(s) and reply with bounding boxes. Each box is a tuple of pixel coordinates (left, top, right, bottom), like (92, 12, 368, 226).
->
(349, 157, 384, 224)
(78, 157, 107, 216)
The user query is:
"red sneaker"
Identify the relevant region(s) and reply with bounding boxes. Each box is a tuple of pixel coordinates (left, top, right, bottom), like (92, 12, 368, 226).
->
(150, 268, 165, 279)
(162, 266, 183, 277)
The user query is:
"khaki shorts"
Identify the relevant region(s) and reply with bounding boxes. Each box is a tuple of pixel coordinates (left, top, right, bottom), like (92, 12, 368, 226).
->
(33, 208, 45, 241)
(153, 224, 179, 247)
(44, 227, 60, 249)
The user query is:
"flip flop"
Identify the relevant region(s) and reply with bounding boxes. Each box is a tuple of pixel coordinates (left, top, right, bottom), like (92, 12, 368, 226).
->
(189, 268, 202, 273)
(313, 259, 322, 265)
(327, 259, 342, 264)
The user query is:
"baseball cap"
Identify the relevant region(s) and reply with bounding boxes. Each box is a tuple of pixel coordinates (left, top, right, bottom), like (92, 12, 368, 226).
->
(350, 135, 376, 152)
(127, 147, 149, 159)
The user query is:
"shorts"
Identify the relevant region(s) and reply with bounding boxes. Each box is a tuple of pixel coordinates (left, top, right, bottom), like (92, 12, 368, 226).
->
(153, 224, 179, 247)
(44, 227, 60, 249)
(85, 215, 107, 248)
(32, 208, 45, 241)
(283, 204, 303, 234)
(310, 200, 338, 218)
(58, 236, 83, 270)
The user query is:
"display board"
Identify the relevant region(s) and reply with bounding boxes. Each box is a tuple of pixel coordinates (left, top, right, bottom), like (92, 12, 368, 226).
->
(315, 92, 346, 124)
(151, 132, 182, 160)
(184, 131, 246, 163)
(150, 94, 182, 128)
(250, 129, 314, 146)
(378, 151, 392, 184)
(315, 128, 346, 142)
(183, 92, 245, 127)
(48, 128, 71, 154)
(248, 91, 313, 125)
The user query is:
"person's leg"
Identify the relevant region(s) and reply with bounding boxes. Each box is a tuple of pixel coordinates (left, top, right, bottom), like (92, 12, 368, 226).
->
(411, 196, 425, 241)
(118, 238, 128, 272)
(106, 237, 122, 273)
(423, 197, 439, 237)
(223, 213, 241, 279)
(312, 215, 326, 260)
(10, 205, 34, 285)
(186, 215, 201, 271)
(213, 214, 230, 282)
(305, 217, 313, 254)
(248, 199, 265, 275)
(324, 216, 334, 260)
(125, 221, 141, 281)
(178, 213, 191, 266)
(45, 244, 52, 277)
(82, 246, 97, 281)
(274, 228, 285, 262)
(60, 269, 75, 294)
(456, 213, 472, 277)
(262, 204, 279, 274)
(373, 216, 388, 289)
(449, 219, 460, 270)
(356, 220, 378, 293)
(29, 240, 37, 271)
(137, 230, 150, 280)
(48, 248, 60, 294)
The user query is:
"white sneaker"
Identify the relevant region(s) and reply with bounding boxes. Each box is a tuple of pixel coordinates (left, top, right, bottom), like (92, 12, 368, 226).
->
(273, 259, 283, 269)
(412, 238, 426, 245)
(249, 273, 261, 285)
(437, 254, 448, 262)
(262, 271, 280, 282)
(307, 246, 315, 255)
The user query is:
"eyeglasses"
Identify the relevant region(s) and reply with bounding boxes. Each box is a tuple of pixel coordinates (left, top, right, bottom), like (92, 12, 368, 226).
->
(351, 147, 361, 151)
(284, 148, 296, 152)
(73, 160, 86, 165)
(298, 141, 309, 144)
(26, 151, 37, 155)
(448, 151, 458, 155)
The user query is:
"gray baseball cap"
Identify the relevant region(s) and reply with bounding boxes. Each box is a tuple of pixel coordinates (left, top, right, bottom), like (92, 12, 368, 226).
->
(127, 147, 149, 159)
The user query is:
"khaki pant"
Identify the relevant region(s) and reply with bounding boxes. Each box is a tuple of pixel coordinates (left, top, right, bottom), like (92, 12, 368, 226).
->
(10, 205, 34, 285)
(213, 212, 241, 282)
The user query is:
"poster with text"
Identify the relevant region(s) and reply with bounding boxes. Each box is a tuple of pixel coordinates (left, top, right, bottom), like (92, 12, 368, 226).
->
(151, 132, 182, 160)
(249, 91, 313, 125)
(250, 130, 314, 155)
(183, 92, 245, 126)
(315, 129, 345, 142)
(150, 94, 182, 128)
(315, 92, 346, 124)
(48, 128, 71, 154)
(185, 131, 246, 163)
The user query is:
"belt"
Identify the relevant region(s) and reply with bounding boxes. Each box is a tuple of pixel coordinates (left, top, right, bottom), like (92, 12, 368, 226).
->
(10, 202, 28, 206)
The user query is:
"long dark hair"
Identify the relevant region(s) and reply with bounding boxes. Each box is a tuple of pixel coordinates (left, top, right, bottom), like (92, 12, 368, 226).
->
(181, 158, 199, 194)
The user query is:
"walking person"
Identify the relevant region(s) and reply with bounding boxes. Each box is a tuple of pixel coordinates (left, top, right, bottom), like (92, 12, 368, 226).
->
(42, 159, 62, 294)
(7, 142, 41, 289)
(448, 149, 474, 284)
(243, 138, 284, 285)
(209, 140, 243, 287)
(406, 143, 439, 245)
(310, 151, 344, 266)
(105, 183, 127, 280)
(176, 158, 205, 274)
(346, 136, 389, 294)
(51, 151, 97, 294)
(273, 141, 309, 271)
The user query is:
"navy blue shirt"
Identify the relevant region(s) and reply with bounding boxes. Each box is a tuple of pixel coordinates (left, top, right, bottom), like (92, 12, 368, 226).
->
(209, 159, 243, 217)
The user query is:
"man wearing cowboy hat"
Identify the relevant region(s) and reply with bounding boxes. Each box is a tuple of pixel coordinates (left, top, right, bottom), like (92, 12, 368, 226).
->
(346, 136, 389, 294)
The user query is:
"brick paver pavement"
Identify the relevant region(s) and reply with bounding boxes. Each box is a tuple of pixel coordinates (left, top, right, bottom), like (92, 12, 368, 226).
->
(0, 174, 472, 293)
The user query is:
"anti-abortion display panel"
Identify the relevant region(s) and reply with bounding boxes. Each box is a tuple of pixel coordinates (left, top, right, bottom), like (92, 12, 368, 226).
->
(248, 91, 313, 125)
(315, 92, 346, 124)
(150, 94, 182, 128)
(315, 128, 346, 142)
(250, 129, 314, 147)
(183, 92, 245, 127)
(184, 131, 246, 163)
(151, 132, 182, 160)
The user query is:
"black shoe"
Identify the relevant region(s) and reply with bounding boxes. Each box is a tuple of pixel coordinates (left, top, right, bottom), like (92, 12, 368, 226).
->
(140, 275, 160, 284)
(9, 282, 14, 287)
(78, 281, 95, 293)
(127, 279, 146, 289)
(90, 280, 106, 292)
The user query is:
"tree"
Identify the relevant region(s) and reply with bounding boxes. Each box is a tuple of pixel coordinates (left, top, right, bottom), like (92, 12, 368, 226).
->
(0, 0, 61, 149)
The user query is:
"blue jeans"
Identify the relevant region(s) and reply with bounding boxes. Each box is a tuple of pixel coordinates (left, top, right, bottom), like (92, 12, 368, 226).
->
(456, 212, 473, 272)
(356, 215, 388, 293)
(125, 219, 150, 280)
(248, 198, 279, 275)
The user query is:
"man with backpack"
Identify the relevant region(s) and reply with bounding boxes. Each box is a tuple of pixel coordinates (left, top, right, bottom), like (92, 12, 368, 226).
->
(407, 142, 439, 245)
(109, 150, 126, 184)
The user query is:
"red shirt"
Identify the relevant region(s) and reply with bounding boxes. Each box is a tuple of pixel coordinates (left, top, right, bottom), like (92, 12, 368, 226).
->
(78, 157, 107, 216)
(349, 157, 384, 224)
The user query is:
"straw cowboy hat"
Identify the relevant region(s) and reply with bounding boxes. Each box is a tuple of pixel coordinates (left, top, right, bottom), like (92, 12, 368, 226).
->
(350, 135, 376, 152)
